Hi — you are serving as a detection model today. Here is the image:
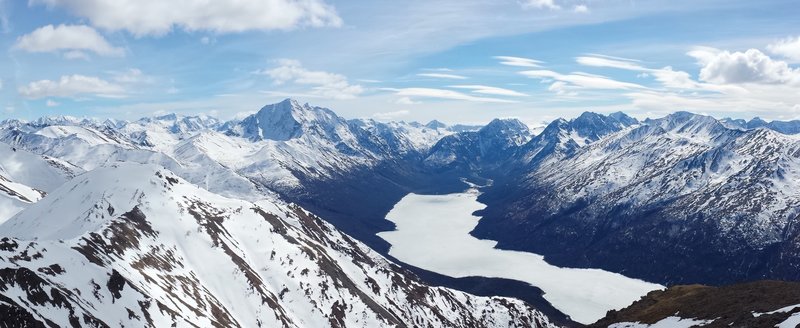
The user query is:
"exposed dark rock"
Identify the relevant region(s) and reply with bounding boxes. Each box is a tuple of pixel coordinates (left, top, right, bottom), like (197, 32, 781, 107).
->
(591, 280, 800, 327)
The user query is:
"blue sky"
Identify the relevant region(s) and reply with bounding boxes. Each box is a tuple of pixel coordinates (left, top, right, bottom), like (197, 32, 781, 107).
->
(1, 0, 799, 125)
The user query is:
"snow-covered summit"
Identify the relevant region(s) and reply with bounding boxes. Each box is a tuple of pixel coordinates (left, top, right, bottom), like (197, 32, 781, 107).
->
(232, 98, 350, 142)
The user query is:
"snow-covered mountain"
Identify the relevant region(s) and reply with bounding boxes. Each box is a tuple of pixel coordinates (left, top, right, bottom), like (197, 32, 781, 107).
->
(424, 118, 532, 171)
(0, 99, 461, 199)
(4, 98, 800, 326)
(514, 111, 638, 168)
(0, 163, 556, 328)
(474, 111, 800, 285)
(0, 100, 477, 254)
(0, 142, 80, 222)
(721, 116, 800, 134)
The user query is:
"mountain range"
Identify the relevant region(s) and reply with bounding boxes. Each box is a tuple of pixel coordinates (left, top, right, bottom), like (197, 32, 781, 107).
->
(2, 98, 800, 327)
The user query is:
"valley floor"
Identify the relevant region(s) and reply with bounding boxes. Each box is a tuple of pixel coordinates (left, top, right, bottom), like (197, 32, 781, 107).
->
(377, 190, 663, 324)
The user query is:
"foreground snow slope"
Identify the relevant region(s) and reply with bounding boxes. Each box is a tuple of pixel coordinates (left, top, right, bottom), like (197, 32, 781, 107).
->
(0, 163, 557, 328)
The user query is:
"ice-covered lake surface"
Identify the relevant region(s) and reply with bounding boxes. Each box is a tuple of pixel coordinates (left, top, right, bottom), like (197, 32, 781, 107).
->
(378, 190, 664, 324)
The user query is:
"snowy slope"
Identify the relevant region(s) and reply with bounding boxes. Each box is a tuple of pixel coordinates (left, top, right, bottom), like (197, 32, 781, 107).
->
(0, 142, 80, 222)
(0, 163, 557, 328)
(424, 118, 532, 169)
(474, 111, 800, 285)
(533, 112, 800, 250)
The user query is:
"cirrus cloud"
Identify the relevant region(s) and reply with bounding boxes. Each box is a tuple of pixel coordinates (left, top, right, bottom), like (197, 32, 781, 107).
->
(417, 73, 468, 80)
(389, 87, 516, 103)
(259, 59, 364, 100)
(449, 85, 527, 97)
(18, 75, 126, 99)
(520, 69, 646, 90)
(495, 56, 543, 68)
(519, 0, 560, 10)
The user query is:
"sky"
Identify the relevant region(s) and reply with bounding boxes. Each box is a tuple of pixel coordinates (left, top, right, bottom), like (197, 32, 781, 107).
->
(1, 0, 799, 126)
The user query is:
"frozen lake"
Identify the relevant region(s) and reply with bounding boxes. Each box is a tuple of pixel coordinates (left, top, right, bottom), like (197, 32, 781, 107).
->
(377, 190, 663, 324)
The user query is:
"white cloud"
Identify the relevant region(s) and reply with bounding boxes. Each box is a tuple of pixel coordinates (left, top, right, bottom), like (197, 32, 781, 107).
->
(46, 99, 59, 107)
(417, 73, 468, 80)
(576, 55, 643, 70)
(548, 81, 578, 96)
(768, 36, 800, 61)
(574, 51, 800, 118)
(18, 75, 126, 99)
(520, 0, 560, 10)
(688, 48, 800, 85)
(13, 24, 124, 57)
(30, 0, 342, 37)
(260, 59, 363, 99)
(395, 97, 420, 105)
(449, 85, 527, 97)
(495, 56, 543, 68)
(373, 110, 410, 120)
(573, 5, 589, 13)
(0, 78, 3, 90)
(63, 50, 89, 60)
(391, 87, 516, 103)
(576, 54, 744, 93)
(111, 68, 153, 84)
(520, 69, 646, 90)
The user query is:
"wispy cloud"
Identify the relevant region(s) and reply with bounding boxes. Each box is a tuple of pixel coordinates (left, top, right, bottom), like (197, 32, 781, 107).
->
(520, 69, 646, 91)
(495, 56, 543, 68)
(373, 109, 410, 120)
(519, 0, 560, 10)
(0, 0, 9, 34)
(417, 73, 468, 80)
(110, 68, 154, 84)
(18, 75, 126, 99)
(258, 59, 364, 99)
(575, 53, 742, 93)
(575, 55, 643, 71)
(395, 97, 420, 105)
(389, 87, 516, 103)
(449, 85, 527, 97)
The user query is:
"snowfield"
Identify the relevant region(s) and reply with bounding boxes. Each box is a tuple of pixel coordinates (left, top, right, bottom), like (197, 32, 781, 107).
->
(607, 317, 714, 328)
(378, 190, 663, 324)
